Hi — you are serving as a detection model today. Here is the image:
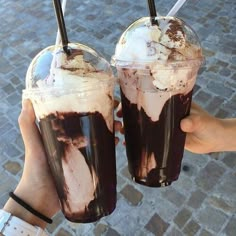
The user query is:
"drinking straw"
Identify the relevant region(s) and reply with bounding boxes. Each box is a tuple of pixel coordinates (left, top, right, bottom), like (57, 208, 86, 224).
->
(55, 0, 67, 45)
(147, 0, 158, 25)
(167, 0, 187, 16)
(53, 0, 70, 54)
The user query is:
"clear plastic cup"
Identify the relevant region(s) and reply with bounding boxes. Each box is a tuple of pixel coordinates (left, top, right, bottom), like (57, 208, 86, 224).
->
(112, 16, 204, 187)
(23, 43, 117, 222)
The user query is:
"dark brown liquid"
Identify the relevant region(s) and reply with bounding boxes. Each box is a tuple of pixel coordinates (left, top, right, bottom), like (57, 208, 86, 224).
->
(121, 89, 192, 187)
(39, 111, 116, 222)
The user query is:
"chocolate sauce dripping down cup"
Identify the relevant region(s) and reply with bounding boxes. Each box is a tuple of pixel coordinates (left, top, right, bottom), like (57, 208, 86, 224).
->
(111, 16, 204, 187)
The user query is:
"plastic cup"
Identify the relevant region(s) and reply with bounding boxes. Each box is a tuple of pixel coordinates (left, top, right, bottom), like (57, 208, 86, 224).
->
(112, 16, 204, 187)
(23, 43, 117, 222)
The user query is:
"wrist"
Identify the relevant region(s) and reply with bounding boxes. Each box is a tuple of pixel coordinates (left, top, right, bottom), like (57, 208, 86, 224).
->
(0, 209, 48, 236)
(3, 183, 54, 229)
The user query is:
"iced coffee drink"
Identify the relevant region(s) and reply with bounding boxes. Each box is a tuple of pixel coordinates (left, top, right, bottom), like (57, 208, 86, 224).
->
(112, 17, 203, 187)
(24, 43, 116, 222)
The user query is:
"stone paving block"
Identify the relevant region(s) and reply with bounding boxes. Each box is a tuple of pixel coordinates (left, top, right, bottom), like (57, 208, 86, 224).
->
(16, 83, 25, 94)
(47, 212, 65, 234)
(207, 196, 236, 213)
(145, 213, 170, 236)
(161, 187, 186, 207)
(1, 128, 20, 145)
(174, 207, 192, 229)
(3, 160, 21, 175)
(120, 184, 143, 206)
(181, 162, 198, 177)
(196, 206, 228, 232)
(3, 143, 22, 158)
(6, 92, 21, 106)
(110, 212, 144, 236)
(0, 175, 17, 197)
(150, 196, 178, 222)
(207, 81, 234, 98)
(0, 115, 8, 128)
(9, 73, 22, 86)
(93, 223, 108, 236)
(120, 165, 132, 181)
(166, 227, 183, 236)
(193, 83, 201, 95)
(172, 174, 194, 197)
(2, 84, 15, 95)
(187, 190, 207, 209)
(0, 192, 9, 209)
(0, 122, 12, 136)
(195, 161, 225, 191)
(183, 151, 210, 171)
(219, 67, 231, 77)
(105, 227, 120, 236)
(221, 152, 236, 168)
(199, 229, 214, 236)
(223, 216, 236, 236)
(194, 89, 213, 107)
(134, 229, 153, 236)
(183, 219, 200, 236)
(66, 220, 94, 235)
(55, 228, 74, 236)
(215, 172, 236, 200)
(105, 197, 133, 226)
(205, 95, 226, 115)
(5, 107, 21, 124)
(0, 57, 15, 74)
(215, 108, 231, 119)
(116, 175, 126, 191)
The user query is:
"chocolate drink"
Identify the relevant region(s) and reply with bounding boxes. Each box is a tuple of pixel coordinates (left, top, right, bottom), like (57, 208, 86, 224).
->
(39, 111, 116, 223)
(120, 88, 192, 187)
(112, 16, 203, 187)
(24, 43, 117, 221)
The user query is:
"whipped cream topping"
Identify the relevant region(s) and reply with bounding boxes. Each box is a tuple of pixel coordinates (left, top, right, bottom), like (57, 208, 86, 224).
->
(113, 17, 203, 92)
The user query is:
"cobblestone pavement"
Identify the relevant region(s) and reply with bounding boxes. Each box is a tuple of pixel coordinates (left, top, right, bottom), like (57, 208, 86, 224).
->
(0, 0, 236, 235)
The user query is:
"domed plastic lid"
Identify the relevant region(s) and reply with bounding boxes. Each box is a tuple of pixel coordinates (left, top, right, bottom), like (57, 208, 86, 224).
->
(111, 16, 203, 68)
(26, 43, 113, 90)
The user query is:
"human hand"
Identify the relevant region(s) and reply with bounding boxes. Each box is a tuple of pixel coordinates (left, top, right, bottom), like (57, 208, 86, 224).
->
(180, 102, 225, 154)
(4, 99, 60, 228)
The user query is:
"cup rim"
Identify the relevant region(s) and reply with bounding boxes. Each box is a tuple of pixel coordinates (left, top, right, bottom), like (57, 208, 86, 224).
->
(22, 79, 116, 97)
(111, 57, 205, 69)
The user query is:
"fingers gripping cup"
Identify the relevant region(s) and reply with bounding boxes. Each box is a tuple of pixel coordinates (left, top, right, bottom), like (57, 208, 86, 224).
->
(23, 43, 117, 222)
(112, 16, 203, 187)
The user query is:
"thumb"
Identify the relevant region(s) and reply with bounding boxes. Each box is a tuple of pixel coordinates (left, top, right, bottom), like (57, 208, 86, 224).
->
(180, 116, 196, 133)
(18, 100, 44, 154)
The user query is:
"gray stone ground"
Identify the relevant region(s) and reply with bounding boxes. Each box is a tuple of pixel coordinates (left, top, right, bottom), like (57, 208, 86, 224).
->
(0, 0, 235, 235)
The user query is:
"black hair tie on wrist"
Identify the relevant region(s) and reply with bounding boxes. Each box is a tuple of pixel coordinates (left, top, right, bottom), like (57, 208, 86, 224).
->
(9, 191, 53, 224)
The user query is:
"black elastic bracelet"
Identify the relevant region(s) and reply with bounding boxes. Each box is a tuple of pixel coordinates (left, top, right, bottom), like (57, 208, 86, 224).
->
(9, 191, 53, 224)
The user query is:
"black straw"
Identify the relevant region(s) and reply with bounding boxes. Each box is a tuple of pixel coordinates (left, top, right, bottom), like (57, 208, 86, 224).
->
(53, 0, 70, 54)
(147, 0, 158, 25)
